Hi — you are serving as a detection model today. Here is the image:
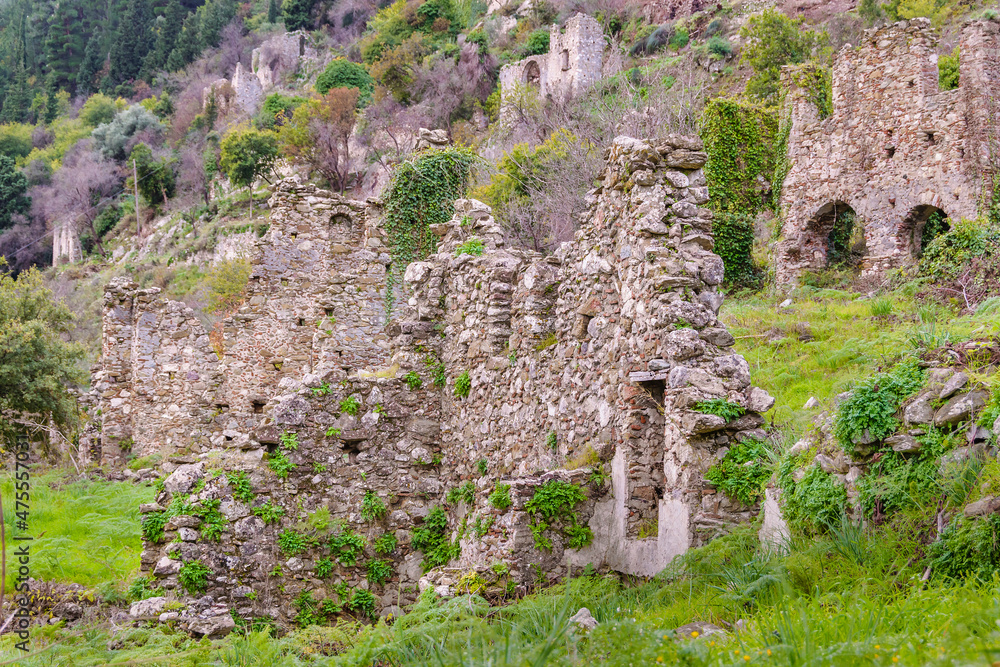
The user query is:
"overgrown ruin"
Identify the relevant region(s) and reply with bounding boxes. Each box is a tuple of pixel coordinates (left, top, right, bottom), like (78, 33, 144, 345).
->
(776, 17, 1000, 283)
(87, 136, 773, 631)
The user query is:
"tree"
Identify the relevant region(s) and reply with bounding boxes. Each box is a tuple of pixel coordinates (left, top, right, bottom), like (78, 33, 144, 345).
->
(143, 0, 187, 75)
(44, 2, 87, 93)
(79, 92, 118, 127)
(0, 156, 30, 232)
(130, 143, 176, 209)
(166, 12, 202, 71)
(219, 125, 279, 217)
(278, 88, 359, 193)
(92, 104, 164, 161)
(76, 32, 105, 94)
(0, 262, 86, 443)
(109, 0, 154, 84)
(199, 0, 238, 49)
(283, 0, 317, 31)
(740, 9, 826, 102)
(268, 0, 279, 24)
(315, 59, 374, 106)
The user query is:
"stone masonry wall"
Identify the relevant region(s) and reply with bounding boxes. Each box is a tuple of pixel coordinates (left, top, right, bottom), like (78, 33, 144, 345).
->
(101, 136, 774, 631)
(776, 18, 1000, 283)
(499, 13, 604, 108)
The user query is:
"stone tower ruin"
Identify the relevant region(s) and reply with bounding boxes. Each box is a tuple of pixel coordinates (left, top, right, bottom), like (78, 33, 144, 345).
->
(775, 18, 1000, 283)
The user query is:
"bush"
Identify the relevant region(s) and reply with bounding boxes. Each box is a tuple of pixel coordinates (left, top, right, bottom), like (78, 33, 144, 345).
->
(834, 358, 924, 454)
(668, 26, 689, 50)
(79, 93, 118, 128)
(523, 29, 550, 56)
(781, 463, 846, 535)
(0, 123, 34, 159)
(713, 212, 760, 288)
(412, 505, 460, 570)
(92, 105, 163, 161)
(366, 558, 393, 586)
(707, 36, 733, 58)
(524, 480, 592, 551)
(255, 92, 307, 129)
(315, 60, 374, 107)
(179, 560, 211, 593)
(928, 514, 1000, 581)
(740, 9, 826, 102)
(704, 438, 774, 506)
(939, 46, 959, 91)
(204, 257, 250, 314)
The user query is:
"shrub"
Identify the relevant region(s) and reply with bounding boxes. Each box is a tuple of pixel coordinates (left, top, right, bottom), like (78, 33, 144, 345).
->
(453, 371, 471, 398)
(92, 105, 163, 161)
(524, 480, 592, 551)
(939, 46, 959, 90)
(219, 124, 279, 196)
(366, 559, 393, 586)
(704, 438, 774, 506)
(489, 483, 512, 510)
(707, 35, 733, 58)
(0, 123, 34, 159)
(403, 371, 422, 390)
(373, 533, 397, 555)
(253, 501, 286, 524)
(445, 481, 475, 506)
(694, 398, 745, 422)
(204, 257, 250, 314)
(361, 490, 387, 522)
(340, 395, 361, 416)
(329, 528, 367, 566)
(278, 529, 311, 556)
(739, 9, 826, 102)
(268, 449, 296, 479)
(523, 29, 550, 56)
(928, 514, 1000, 581)
(834, 358, 924, 454)
(412, 505, 460, 570)
(781, 463, 847, 535)
(347, 589, 378, 620)
(179, 560, 211, 594)
(668, 26, 689, 50)
(315, 59, 374, 107)
(255, 92, 307, 129)
(455, 238, 485, 256)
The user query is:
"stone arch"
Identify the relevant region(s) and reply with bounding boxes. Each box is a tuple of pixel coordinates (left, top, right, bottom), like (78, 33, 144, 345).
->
(801, 201, 868, 270)
(899, 204, 951, 258)
(523, 60, 541, 88)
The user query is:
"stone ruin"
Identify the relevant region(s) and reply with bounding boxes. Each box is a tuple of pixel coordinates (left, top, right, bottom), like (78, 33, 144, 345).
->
(86, 135, 775, 631)
(498, 13, 605, 109)
(52, 221, 83, 266)
(203, 31, 320, 116)
(776, 18, 1000, 283)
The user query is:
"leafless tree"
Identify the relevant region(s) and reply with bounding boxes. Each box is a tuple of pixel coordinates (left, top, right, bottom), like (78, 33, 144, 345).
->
(409, 42, 497, 132)
(325, 0, 380, 48)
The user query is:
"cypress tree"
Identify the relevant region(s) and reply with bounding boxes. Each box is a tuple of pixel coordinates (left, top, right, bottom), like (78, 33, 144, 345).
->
(109, 0, 154, 84)
(44, 3, 87, 93)
(143, 0, 187, 76)
(77, 32, 105, 94)
(282, 0, 316, 31)
(268, 0, 279, 24)
(165, 11, 201, 71)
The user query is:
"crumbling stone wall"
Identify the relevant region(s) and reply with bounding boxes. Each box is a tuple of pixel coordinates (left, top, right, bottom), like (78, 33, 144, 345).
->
(103, 136, 775, 629)
(499, 13, 604, 107)
(52, 221, 82, 266)
(776, 18, 1000, 283)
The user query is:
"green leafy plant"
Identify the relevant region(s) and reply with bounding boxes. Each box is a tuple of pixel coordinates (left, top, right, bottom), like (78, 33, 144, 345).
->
(869, 296, 893, 318)
(694, 398, 746, 422)
(473, 515, 494, 538)
(446, 481, 476, 506)
(524, 480, 592, 551)
(455, 238, 485, 256)
(489, 483, 512, 510)
(278, 529, 311, 556)
(780, 462, 847, 536)
(545, 430, 557, 450)
(373, 533, 398, 555)
(141, 511, 169, 544)
(325, 426, 342, 438)
(834, 358, 924, 453)
(313, 462, 327, 473)
(704, 438, 774, 505)
(361, 491, 387, 522)
(126, 576, 163, 602)
(928, 514, 1000, 581)
(311, 382, 332, 397)
(453, 370, 471, 398)
(476, 459, 488, 476)
(226, 471, 255, 504)
(253, 501, 286, 524)
(179, 560, 211, 594)
(193, 499, 227, 542)
(366, 558, 393, 586)
(412, 505, 460, 570)
(315, 557, 335, 578)
(939, 45, 959, 90)
(340, 395, 361, 416)
(404, 371, 423, 390)
(347, 589, 378, 621)
(268, 449, 295, 479)
(329, 529, 367, 566)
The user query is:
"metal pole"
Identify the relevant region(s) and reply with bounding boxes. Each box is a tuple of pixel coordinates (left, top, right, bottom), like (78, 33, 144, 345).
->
(133, 158, 140, 236)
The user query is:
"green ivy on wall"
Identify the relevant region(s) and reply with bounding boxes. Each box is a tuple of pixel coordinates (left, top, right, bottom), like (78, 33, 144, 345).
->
(701, 98, 780, 288)
(786, 62, 833, 119)
(381, 147, 478, 316)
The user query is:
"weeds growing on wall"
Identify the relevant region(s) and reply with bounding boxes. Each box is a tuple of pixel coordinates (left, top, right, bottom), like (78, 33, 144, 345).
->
(412, 505, 460, 570)
(704, 438, 774, 506)
(525, 480, 593, 551)
(381, 148, 478, 317)
(834, 358, 924, 454)
(694, 398, 745, 422)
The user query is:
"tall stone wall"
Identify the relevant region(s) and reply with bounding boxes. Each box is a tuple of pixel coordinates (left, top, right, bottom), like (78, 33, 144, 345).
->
(52, 221, 82, 266)
(776, 18, 1000, 283)
(498, 13, 605, 107)
(100, 136, 774, 631)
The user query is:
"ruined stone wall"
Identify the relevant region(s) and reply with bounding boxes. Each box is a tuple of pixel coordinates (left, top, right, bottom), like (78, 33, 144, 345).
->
(394, 136, 773, 581)
(776, 18, 1000, 283)
(499, 13, 604, 107)
(52, 221, 82, 266)
(105, 136, 775, 630)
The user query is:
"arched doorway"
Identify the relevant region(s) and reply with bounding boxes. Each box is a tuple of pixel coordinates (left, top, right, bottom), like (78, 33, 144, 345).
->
(901, 204, 950, 257)
(802, 201, 867, 271)
(523, 60, 541, 88)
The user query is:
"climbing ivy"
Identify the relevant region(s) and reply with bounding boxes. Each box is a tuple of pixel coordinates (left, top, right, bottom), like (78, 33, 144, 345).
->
(381, 147, 478, 317)
(786, 62, 833, 119)
(700, 98, 779, 288)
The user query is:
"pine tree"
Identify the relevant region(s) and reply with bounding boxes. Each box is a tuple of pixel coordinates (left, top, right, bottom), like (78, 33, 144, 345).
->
(44, 80, 60, 124)
(109, 0, 154, 84)
(199, 0, 237, 49)
(77, 32, 105, 94)
(165, 11, 201, 71)
(268, 0, 279, 24)
(282, 0, 316, 31)
(143, 0, 187, 76)
(44, 3, 87, 93)
(0, 68, 30, 124)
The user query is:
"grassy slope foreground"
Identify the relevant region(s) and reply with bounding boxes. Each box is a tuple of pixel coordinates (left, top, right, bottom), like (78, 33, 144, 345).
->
(3, 287, 1000, 666)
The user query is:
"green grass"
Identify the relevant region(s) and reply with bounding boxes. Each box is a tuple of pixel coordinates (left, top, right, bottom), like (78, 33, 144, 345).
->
(0, 469, 154, 592)
(721, 285, 1000, 440)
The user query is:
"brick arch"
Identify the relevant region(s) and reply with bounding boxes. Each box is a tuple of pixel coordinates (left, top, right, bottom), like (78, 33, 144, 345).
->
(799, 200, 868, 269)
(898, 203, 951, 258)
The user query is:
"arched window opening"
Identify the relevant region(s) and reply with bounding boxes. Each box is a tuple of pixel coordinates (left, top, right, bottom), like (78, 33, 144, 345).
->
(900, 205, 950, 258)
(524, 60, 541, 88)
(801, 201, 867, 273)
